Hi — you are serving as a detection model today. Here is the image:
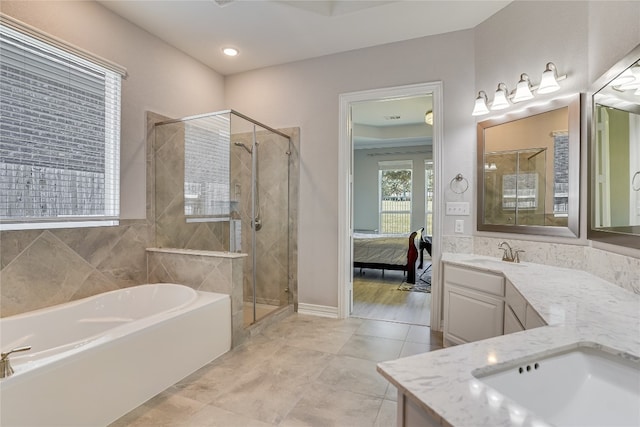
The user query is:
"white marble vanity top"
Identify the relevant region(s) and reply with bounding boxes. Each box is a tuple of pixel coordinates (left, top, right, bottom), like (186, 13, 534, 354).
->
(377, 252, 640, 427)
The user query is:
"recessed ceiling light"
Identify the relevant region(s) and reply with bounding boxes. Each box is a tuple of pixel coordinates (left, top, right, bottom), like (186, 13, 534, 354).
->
(222, 47, 239, 57)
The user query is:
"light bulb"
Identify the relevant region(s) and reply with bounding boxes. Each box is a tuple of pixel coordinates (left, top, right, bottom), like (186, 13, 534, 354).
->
(538, 62, 560, 94)
(491, 83, 510, 110)
(472, 91, 490, 116)
(513, 74, 534, 103)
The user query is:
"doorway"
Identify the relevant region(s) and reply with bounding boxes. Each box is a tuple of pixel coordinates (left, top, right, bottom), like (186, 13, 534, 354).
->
(338, 82, 444, 330)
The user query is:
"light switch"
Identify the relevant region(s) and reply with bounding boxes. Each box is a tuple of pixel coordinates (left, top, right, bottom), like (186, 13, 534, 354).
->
(446, 202, 470, 216)
(455, 219, 464, 233)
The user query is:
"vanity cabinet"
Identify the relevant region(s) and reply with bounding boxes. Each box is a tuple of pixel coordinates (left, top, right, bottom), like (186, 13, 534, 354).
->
(443, 264, 547, 345)
(443, 264, 505, 345)
(504, 279, 546, 333)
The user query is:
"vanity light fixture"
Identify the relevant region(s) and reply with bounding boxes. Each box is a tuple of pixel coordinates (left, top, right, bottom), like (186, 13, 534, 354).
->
(222, 47, 239, 57)
(537, 62, 561, 94)
(491, 83, 510, 110)
(512, 73, 534, 103)
(472, 91, 490, 116)
(425, 110, 433, 125)
(472, 62, 568, 116)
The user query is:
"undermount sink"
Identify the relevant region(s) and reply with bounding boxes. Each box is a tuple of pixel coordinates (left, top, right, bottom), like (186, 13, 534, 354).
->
(473, 345, 640, 426)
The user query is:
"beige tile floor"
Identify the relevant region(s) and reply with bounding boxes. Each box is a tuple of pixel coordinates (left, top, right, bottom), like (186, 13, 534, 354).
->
(110, 313, 444, 427)
(243, 302, 282, 327)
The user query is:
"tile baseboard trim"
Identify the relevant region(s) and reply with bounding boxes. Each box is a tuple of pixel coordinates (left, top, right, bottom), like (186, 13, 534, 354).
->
(297, 303, 338, 318)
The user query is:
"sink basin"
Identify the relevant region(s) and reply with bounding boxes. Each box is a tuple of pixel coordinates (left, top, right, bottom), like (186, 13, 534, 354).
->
(473, 345, 640, 426)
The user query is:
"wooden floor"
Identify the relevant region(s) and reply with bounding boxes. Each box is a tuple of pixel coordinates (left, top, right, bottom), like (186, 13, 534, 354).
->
(351, 265, 431, 326)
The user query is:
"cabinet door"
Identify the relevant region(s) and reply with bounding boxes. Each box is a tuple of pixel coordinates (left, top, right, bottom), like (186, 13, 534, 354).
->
(525, 305, 546, 329)
(444, 284, 504, 345)
(504, 305, 525, 334)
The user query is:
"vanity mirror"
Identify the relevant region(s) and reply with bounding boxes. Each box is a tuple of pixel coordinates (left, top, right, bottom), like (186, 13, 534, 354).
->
(477, 94, 581, 237)
(589, 43, 640, 249)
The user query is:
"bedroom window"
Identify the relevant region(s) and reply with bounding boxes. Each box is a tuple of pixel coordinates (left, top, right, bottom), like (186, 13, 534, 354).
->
(378, 160, 412, 234)
(425, 160, 434, 236)
(0, 17, 125, 230)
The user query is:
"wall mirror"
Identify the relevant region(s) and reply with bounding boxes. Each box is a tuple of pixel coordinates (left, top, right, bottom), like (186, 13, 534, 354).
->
(589, 43, 640, 249)
(477, 94, 581, 237)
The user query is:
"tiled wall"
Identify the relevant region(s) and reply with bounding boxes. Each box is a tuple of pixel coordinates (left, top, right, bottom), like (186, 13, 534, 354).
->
(231, 128, 298, 307)
(147, 248, 246, 346)
(152, 118, 229, 251)
(150, 112, 300, 310)
(0, 220, 149, 317)
(1, 113, 299, 322)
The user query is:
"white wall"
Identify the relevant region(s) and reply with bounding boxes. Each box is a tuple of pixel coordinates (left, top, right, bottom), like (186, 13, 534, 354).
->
(224, 30, 476, 308)
(474, 0, 640, 255)
(2, 0, 226, 219)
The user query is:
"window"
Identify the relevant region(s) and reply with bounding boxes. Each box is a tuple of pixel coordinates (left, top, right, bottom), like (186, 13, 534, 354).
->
(0, 18, 124, 230)
(424, 160, 434, 236)
(184, 115, 230, 221)
(379, 160, 412, 234)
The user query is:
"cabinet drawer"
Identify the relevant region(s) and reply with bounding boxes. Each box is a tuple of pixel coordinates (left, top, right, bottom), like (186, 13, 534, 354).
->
(505, 280, 526, 324)
(444, 264, 504, 296)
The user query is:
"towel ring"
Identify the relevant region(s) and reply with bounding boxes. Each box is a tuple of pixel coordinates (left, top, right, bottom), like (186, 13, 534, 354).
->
(450, 173, 469, 194)
(633, 171, 640, 192)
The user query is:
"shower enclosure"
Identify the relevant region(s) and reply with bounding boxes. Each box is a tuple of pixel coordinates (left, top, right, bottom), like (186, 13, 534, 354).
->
(153, 110, 295, 325)
(483, 148, 547, 226)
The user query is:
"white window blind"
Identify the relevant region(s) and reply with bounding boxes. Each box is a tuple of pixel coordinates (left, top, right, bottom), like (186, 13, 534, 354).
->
(0, 21, 122, 230)
(184, 115, 230, 221)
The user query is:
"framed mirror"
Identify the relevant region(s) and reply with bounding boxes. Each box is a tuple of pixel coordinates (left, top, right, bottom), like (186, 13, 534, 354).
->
(477, 94, 581, 237)
(589, 43, 640, 249)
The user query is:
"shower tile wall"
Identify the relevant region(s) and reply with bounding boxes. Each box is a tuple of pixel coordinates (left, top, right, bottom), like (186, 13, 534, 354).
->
(0, 220, 149, 317)
(231, 128, 299, 308)
(149, 112, 300, 316)
(147, 249, 247, 346)
(153, 120, 229, 251)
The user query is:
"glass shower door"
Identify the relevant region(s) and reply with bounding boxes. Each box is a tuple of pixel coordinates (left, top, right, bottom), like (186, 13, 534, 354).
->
(230, 114, 291, 325)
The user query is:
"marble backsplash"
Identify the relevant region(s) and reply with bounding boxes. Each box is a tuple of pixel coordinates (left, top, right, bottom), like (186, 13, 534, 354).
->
(443, 234, 640, 294)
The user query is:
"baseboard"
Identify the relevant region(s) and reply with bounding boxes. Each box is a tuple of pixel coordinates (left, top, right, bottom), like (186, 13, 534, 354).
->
(297, 303, 338, 318)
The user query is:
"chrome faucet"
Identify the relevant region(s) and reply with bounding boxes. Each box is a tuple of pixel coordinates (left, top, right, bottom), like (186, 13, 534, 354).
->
(498, 241, 513, 261)
(498, 241, 525, 263)
(1, 346, 31, 379)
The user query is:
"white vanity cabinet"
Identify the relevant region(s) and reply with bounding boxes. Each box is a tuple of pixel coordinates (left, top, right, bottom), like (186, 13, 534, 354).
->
(504, 279, 546, 333)
(443, 264, 505, 345)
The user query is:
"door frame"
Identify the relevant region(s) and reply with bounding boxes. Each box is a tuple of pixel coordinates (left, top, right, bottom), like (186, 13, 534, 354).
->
(338, 81, 444, 330)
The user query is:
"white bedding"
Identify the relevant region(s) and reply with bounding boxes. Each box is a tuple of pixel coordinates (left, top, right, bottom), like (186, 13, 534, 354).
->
(353, 233, 409, 266)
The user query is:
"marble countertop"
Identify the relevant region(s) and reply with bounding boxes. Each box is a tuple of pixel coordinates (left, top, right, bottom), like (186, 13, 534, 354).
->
(377, 252, 640, 427)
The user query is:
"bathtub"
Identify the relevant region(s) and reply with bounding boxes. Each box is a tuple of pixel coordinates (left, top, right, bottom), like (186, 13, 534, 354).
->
(0, 283, 231, 427)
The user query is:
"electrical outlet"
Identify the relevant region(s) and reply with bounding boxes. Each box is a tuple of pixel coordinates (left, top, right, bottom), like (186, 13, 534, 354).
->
(454, 219, 464, 233)
(446, 202, 470, 216)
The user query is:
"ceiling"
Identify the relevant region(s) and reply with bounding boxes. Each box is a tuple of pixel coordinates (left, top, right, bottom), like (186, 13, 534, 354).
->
(98, 0, 511, 76)
(98, 0, 511, 150)
(352, 95, 433, 149)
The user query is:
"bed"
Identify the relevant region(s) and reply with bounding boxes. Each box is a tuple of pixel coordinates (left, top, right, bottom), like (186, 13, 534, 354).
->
(353, 229, 427, 284)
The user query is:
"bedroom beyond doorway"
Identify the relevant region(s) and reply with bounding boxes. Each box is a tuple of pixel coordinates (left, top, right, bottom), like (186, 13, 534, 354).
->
(351, 261, 432, 326)
(350, 93, 434, 327)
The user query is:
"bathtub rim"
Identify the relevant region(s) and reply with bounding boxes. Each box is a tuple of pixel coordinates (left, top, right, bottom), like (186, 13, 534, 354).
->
(0, 284, 230, 379)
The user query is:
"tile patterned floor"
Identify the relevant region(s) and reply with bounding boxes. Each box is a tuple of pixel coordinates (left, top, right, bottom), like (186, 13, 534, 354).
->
(110, 314, 444, 427)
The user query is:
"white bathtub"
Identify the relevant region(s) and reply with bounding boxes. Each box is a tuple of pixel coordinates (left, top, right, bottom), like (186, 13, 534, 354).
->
(0, 283, 231, 427)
